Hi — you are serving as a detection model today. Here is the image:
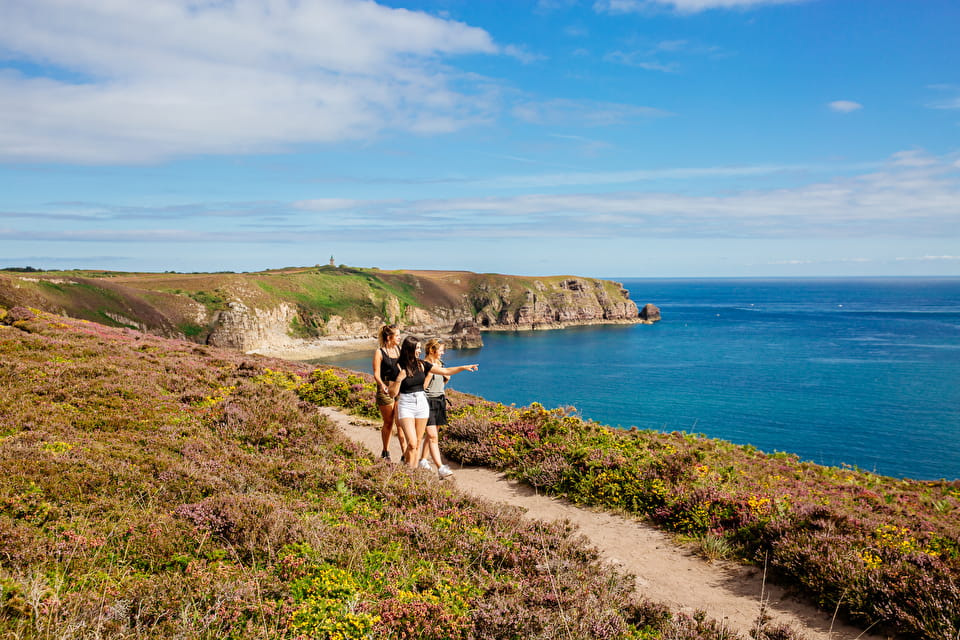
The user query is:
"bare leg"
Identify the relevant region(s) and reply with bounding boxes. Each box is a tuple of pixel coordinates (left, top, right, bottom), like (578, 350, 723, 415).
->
(421, 424, 444, 467)
(397, 416, 419, 468)
(415, 419, 428, 450)
(378, 401, 396, 456)
(394, 409, 407, 458)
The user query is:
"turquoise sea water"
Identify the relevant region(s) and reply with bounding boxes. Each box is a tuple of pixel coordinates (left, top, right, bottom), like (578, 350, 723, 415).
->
(316, 278, 960, 481)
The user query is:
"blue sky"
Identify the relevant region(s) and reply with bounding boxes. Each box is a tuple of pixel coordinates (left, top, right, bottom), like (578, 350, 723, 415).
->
(1, 0, 958, 278)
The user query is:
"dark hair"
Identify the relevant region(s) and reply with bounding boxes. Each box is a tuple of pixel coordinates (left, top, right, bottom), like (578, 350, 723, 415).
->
(398, 336, 423, 376)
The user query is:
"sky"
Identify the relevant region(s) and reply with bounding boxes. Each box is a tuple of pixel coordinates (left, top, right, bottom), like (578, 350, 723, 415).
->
(1, 0, 958, 278)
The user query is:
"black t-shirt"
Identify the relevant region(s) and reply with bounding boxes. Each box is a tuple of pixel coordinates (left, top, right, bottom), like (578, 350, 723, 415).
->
(399, 361, 433, 394)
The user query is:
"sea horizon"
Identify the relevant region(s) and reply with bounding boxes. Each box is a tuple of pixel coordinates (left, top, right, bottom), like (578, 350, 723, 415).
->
(314, 276, 960, 481)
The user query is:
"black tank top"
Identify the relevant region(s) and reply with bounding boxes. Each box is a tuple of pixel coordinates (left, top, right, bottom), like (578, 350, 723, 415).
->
(379, 348, 400, 382)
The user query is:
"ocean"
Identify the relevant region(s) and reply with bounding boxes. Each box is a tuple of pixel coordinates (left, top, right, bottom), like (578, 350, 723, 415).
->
(314, 278, 960, 481)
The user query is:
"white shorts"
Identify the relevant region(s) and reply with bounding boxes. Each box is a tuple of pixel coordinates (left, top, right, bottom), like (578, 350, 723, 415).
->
(396, 391, 429, 420)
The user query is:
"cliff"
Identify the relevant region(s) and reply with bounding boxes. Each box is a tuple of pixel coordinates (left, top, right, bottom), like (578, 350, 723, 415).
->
(0, 266, 653, 356)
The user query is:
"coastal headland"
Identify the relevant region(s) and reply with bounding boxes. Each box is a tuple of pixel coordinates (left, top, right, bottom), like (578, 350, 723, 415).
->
(0, 265, 657, 359)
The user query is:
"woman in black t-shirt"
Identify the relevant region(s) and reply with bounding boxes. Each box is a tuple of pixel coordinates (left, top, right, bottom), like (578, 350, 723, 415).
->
(389, 336, 478, 470)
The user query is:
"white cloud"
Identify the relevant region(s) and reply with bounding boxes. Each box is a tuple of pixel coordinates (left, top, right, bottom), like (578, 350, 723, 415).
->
(476, 162, 826, 189)
(926, 85, 960, 110)
(0, 0, 499, 164)
(594, 0, 807, 14)
(512, 98, 671, 126)
(934, 98, 960, 109)
(604, 38, 723, 72)
(890, 149, 938, 167)
(895, 255, 960, 262)
(15, 150, 957, 243)
(768, 258, 872, 265)
(604, 52, 681, 72)
(503, 44, 548, 64)
(293, 199, 371, 212)
(829, 100, 863, 113)
(343, 149, 960, 239)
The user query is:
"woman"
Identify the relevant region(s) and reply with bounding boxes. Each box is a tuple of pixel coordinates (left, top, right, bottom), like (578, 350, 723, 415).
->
(372, 324, 405, 460)
(389, 336, 477, 470)
(419, 338, 456, 478)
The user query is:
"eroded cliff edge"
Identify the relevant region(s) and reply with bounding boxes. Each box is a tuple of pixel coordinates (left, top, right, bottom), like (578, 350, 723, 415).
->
(0, 266, 658, 358)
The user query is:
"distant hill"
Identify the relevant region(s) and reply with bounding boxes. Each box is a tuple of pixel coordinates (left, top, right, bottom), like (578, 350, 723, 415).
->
(0, 266, 648, 355)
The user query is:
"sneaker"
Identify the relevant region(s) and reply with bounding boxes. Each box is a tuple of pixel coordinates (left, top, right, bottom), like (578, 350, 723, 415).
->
(418, 459, 434, 471)
(380, 450, 391, 461)
(437, 465, 453, 479)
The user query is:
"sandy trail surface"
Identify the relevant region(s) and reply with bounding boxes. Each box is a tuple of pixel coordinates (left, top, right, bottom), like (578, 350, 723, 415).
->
(319, 407, 886, 640)
(250, 337, 375, 360)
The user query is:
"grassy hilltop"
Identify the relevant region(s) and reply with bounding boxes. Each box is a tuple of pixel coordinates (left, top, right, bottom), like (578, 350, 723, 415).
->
(2, 304, 958, 639)
(0, 266, 640, 347)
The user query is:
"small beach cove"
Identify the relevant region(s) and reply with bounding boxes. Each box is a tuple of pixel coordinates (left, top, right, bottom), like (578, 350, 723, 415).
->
(318, 406, 886, 640)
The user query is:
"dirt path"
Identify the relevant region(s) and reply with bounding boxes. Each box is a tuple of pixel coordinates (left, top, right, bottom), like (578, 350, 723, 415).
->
(319, 407, 885, 640)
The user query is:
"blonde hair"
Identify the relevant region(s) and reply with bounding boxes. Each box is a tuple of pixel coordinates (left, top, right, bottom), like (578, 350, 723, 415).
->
(424, 338, 444, 357)
(378, 324, 398, 347)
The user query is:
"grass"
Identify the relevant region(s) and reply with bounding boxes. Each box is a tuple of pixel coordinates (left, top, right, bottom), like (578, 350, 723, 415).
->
(1, 305, 787, 640)
(160, 288, 229, 312)
(253, 268, 423, 324)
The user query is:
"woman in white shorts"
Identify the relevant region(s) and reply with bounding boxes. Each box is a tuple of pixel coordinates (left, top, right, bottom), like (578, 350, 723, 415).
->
(419, 338, 456, 479)
(389, 336, 478, 470)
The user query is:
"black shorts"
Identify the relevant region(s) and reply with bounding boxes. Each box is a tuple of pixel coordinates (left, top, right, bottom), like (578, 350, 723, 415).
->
(426, 395, 447, 426)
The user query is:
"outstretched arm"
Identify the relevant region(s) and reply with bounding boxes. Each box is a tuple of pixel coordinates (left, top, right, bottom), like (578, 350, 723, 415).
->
(430, 364, 478, 376)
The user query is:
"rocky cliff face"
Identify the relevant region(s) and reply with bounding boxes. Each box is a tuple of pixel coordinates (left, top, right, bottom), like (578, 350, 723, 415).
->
(471, 278, 639, 330)
(0, 269, 653, 357)
(189, 274, 644, 353)
(206, 301, 299, 351)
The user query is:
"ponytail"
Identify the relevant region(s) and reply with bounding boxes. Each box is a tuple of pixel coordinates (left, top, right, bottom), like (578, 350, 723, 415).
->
(378, 324, 398, 348)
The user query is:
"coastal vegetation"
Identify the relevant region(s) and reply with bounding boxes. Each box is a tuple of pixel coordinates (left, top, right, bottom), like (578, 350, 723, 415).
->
(438, 403, 960, 639)
(267, 333, 960, 639)
(0, 306, 782, 640)
(7, 302, 955, 639)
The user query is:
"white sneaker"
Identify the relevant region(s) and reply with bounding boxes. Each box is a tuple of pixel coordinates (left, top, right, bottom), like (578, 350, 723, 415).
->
(437, 464, 453, 479)
(418, 459, 433, 471)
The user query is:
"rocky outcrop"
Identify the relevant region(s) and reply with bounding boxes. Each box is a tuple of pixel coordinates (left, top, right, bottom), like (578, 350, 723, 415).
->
(447, 319, 483, 349)
(472, 278, 641, 330)
(207, 301, 299, 352)
(640, 303, 661, 324)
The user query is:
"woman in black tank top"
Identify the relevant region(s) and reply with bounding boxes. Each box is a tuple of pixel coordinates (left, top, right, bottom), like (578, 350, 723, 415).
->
(372, 324, 405, 459)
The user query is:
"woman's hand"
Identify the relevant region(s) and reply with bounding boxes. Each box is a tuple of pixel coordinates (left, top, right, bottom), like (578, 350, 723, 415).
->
(387, 370, 405, 397)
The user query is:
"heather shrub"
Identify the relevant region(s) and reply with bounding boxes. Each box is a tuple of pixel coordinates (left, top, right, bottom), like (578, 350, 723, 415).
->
(6, 309, 732, 639)
(442, 400, 960, 639)
(174, 493, 306, 561)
